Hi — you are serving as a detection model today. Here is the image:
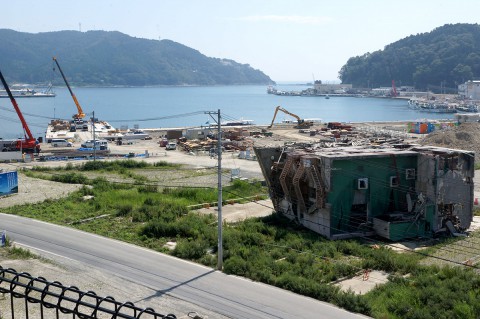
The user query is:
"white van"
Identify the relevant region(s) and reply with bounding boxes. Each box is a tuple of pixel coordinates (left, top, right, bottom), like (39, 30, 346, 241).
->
(51, 139, 73, 147)
(166, 142, 177, 150)
(81, 139, 109, 149)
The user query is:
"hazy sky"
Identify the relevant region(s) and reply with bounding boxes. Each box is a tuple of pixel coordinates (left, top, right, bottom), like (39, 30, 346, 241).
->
(2, 0, 479, 82)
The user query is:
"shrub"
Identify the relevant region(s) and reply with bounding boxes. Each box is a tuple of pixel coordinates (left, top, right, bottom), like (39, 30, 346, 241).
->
(154, 161, 171, 167)
(173, 239, 208, 260)
(138, 185, 158, 193)
(141, 219, 177, 238)
(50, 172, 88, 184)
(117, 204, 134, 217)
(334, 291, 371, 315)
(7, 246, 36, 259)
(224, 256, 249, 276)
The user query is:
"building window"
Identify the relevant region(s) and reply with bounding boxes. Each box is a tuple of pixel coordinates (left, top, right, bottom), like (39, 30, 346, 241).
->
(406, 169, 416, 180)
(390, 176, 399, 187)
(358, 178, 368, 190)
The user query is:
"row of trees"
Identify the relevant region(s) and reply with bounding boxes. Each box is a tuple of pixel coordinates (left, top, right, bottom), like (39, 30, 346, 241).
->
(339, 23, 480, 91)
(0, 29, 274, 86)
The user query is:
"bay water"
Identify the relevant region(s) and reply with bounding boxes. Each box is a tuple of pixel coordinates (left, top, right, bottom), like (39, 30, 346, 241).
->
(0, 84, 455, 139)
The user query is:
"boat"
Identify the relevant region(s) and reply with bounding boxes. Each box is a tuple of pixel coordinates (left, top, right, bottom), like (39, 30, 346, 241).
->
(456, 103, 478, 113)
(408, 99, 457, 113)
(221, 119, 255, 126)
(267, 86, 277, 94)
(123, 130, 151, 140)
(0, 84, 55, 98)
(418, 102, 457, 113)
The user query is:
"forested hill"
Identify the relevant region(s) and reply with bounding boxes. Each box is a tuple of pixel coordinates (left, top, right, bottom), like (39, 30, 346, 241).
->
(339, 23, 480, 90)
(0, 29, 274, 86)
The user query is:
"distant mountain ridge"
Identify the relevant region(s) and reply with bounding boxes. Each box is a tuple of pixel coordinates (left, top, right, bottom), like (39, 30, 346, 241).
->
(0, 29, 274, 86)
(338, 23, 480, 91)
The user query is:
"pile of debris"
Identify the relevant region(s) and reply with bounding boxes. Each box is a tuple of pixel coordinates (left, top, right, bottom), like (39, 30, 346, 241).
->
(303, 123, 408, 148)
(419, 122, 480, 161)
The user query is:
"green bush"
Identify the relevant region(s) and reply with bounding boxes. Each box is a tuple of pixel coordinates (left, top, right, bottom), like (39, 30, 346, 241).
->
(224, 256, 249, 276)
(6, 246, 36, 259)
(117, 204, 134, 217)
(334, 291, 371, 315)
(138, 185, 158, 193)
(173, 239, 209, 260)
(50, 172, 88, 184)
(81, 159, 150, 171)
(141, 219, 178, 237)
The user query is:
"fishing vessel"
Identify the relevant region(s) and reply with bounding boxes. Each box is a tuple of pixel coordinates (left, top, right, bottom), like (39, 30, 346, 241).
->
(0, 84, 55, 98)
(221, 119, 255, 126)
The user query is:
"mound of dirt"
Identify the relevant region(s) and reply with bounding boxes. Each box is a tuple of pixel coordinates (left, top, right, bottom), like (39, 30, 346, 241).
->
(419, 122, 480, 160)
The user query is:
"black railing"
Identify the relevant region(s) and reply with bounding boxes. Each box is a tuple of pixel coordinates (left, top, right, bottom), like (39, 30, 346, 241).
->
(0, 266, 176, 319)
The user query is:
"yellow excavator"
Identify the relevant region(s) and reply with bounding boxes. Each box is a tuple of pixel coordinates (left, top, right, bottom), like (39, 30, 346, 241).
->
(268, 106, 314, 129)
(53, 57, 86, 119)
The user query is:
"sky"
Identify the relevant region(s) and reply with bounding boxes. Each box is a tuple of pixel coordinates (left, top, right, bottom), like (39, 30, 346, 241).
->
(2, 0, 480, 82)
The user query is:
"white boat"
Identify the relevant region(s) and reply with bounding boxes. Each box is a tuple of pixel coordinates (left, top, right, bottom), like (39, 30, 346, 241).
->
(0, 84, 55, 98)
(221, 119, 255, 126)
(123, 130, 150, 140)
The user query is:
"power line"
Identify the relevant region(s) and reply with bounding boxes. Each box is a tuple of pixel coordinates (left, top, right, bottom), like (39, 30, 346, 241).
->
(107, 111, 208, 123)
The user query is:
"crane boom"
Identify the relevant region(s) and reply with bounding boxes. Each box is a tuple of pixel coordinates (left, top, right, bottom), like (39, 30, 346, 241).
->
(0, 70, 35, 140)
(0, 69, 39, 152)
(53, 57, 86, 119)
(391, 80, 398, 97)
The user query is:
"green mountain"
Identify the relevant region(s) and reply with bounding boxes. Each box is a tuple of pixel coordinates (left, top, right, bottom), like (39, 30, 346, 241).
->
(0, 29, 274, 86)
(338, 23, 480, 91)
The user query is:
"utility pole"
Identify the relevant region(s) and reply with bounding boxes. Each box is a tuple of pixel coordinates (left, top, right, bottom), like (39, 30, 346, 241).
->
(206, 110, 223, 270)
(217, 109, 223, 270)
(92, 111, 96, 161)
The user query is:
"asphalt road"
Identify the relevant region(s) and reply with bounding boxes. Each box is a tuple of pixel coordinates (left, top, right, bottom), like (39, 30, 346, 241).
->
(0, 213, 369, 319)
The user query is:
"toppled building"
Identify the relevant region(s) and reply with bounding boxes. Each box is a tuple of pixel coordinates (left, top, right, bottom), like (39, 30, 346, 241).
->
(254, 144, 474, 240)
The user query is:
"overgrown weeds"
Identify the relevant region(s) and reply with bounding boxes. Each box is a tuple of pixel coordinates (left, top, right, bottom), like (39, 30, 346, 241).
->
(6, 162, 480, 318)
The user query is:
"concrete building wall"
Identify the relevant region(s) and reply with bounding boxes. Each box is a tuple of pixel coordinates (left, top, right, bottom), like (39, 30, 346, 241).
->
(314, 83, 353, 94)
(458, 80, 480, 100)
(255, 144, 475, 240)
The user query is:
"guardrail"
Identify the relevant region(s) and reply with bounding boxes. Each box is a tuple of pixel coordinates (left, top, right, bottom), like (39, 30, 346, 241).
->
(0, 266, 176, 319)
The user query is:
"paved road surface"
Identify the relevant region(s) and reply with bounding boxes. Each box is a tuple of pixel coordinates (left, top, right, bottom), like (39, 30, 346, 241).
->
(0, 214, 369, 319)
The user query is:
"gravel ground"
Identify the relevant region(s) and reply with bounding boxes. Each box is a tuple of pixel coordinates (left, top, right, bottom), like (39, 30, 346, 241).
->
(0, 170, 83, 208)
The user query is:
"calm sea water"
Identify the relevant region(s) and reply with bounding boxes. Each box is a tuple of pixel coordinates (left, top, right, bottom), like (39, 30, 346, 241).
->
(0, 85, 455, 139)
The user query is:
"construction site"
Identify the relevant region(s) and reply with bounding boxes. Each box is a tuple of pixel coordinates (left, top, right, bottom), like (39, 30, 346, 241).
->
(0, 60, 478, 244)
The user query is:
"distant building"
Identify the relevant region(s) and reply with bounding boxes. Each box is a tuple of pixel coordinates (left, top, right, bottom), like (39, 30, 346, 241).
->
(314, 82, 352, 94)
(458, 80, 480, 100)
(371, 87, 392, 96)
(399, 86, 415, 92)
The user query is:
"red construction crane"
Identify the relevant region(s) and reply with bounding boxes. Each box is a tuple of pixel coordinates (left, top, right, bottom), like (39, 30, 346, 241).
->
(0, 69, 40, 153)
(391, 80, 398, 97)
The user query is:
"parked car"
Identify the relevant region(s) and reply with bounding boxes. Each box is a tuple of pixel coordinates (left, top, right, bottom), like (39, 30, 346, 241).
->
(166, 142, 177, 150)
(51, 139, 73, 147)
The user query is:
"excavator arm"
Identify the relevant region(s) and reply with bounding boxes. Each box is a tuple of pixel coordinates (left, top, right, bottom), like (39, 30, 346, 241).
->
(53, 57, 86, 119)
(268, 106, 307, 128)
